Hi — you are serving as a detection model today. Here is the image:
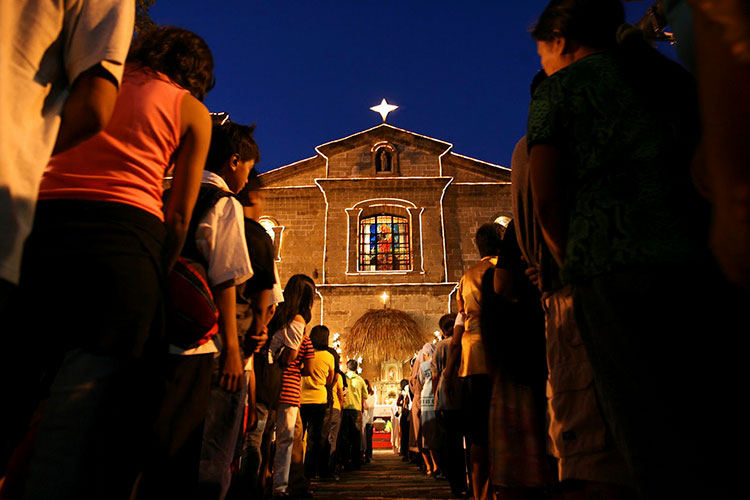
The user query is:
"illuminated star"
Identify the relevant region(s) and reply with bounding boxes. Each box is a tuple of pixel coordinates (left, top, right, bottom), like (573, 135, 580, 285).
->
(370, 98, 398, 122)
(380, 291, 390, 303)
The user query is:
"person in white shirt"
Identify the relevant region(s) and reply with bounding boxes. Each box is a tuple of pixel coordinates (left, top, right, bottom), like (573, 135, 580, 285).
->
(138, 121, 257, 498)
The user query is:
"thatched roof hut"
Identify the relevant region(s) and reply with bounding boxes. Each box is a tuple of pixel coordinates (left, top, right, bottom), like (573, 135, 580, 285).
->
(345, 308, 426, 362)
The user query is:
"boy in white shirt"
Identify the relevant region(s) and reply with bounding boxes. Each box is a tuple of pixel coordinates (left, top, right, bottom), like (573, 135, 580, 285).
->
(139, 121, 258, 498)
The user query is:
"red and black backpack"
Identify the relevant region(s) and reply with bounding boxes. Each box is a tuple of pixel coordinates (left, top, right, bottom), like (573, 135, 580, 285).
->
(163, 184, 234, 349)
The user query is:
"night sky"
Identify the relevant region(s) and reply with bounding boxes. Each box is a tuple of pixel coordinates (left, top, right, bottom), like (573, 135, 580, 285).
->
(149, 1, 675, 173)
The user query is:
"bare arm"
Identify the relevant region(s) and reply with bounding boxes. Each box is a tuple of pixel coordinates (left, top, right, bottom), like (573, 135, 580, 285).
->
(52, 64, 118, 155)
(493, 268, 514, 300)
(445, 295, 465, 378)
(245, 288, 272, 354)
(301, 355, 314, 377)
(336, 378, 344, 408)
(162, 94, 212, 272)
(213, 281, 244, 393)
(690, 1, 750, 288)
(529, 144, 568, 267)
(246, 358, 258, 430)
(279, 347, 299, 366)
(432, 352, 441, 396)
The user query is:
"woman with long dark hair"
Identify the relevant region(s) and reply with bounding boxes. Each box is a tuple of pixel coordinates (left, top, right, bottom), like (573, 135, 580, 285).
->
(267, 274, 317, 498)
(18, 26, 214, 498)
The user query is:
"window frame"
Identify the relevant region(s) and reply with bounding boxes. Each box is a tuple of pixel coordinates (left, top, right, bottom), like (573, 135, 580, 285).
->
(357, 213, 412, 272)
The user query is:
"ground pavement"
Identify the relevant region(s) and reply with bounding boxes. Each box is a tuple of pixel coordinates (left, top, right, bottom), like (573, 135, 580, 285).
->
(310, 449, 457, 499)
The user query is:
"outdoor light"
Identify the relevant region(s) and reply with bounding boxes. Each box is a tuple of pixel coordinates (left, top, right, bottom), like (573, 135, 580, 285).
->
(380, 291, 389, 304)
(370, 98, 398, 122)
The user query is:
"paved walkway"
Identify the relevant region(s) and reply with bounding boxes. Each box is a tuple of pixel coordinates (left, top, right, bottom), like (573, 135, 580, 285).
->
(311, 449, 456, 499)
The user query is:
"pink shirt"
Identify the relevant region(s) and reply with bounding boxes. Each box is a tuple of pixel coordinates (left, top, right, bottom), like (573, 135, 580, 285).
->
(39, 64, 189, 221)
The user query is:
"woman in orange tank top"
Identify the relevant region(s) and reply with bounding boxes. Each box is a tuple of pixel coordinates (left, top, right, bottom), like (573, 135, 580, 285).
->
(15, 27, 215, 498)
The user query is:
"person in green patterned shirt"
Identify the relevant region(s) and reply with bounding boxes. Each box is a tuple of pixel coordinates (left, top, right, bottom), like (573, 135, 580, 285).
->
(527, 0, 742, 498)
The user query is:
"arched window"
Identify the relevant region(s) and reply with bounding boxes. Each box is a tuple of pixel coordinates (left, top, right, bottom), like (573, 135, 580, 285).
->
(258, 216, 284, 262)
(359, 214, 411, 271)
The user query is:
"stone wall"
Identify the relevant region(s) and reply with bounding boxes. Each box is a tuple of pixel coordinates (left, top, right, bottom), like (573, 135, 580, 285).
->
(261, 185, 326, 283)
(443, 183, 513, 282)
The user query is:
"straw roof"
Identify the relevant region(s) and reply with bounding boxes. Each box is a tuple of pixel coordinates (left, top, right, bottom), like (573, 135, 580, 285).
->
(346, 308, 425, 362)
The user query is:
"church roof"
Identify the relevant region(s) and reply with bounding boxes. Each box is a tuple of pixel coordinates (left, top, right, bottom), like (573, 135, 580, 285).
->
(259, 122, 509, 185)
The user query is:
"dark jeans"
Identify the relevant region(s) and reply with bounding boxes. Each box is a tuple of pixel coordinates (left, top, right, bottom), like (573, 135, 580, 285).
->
(399, 410, 410, 456)
(340, 409, 362, 468)
(236, 400, 269, 499)
(300, 403, 327, 478)
(437, 409, 467, 494)
(364, 423, 373, 461)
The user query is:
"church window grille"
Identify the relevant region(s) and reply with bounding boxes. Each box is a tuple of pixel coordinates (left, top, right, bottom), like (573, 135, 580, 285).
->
(358, 214, 411, 271)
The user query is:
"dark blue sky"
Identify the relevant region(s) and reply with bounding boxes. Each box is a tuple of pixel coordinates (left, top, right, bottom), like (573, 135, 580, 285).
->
(150, 1, 672, 173)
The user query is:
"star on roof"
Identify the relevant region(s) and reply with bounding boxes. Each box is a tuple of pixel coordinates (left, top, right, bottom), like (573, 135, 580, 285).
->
(370, 98, 398, 123)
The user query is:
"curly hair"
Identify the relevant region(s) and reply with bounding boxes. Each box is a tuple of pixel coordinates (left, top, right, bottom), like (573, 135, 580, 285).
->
(128, 26, 215, 100)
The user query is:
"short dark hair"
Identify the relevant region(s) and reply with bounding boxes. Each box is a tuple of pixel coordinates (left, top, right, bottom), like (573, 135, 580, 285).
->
(475, 223, 504, 257)
(400, 379, 409, 390)
(205, 121, 260, 173)
(236, 169, 263, 207)
(531, 0, 624, 50)
(347, 359, 358, 371)
(310, 325, 330, 350)
(439, 313, 456, 337)
(128, 26, 215, 101)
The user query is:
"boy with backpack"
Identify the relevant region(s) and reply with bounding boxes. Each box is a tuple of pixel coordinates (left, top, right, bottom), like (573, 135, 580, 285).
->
(138, 120, 257, 498)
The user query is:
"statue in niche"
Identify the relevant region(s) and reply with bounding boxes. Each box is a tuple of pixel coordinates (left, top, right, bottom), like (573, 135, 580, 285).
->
(375, 147, 392, 173)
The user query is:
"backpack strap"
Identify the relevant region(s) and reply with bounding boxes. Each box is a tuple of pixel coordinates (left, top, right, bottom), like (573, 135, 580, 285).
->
(164, 183, 235, 266)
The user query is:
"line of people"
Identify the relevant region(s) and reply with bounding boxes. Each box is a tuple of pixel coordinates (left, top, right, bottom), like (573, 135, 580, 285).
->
(392, 2, 749, 499)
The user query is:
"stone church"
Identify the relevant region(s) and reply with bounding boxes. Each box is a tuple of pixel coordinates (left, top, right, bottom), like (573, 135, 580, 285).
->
(257, 122, 511, 402)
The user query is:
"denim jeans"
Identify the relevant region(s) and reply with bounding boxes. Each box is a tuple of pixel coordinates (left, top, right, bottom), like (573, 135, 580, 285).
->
(199, 366, 248, 499)
(239, 399, 269, 497)
(272, 403, 298, 494)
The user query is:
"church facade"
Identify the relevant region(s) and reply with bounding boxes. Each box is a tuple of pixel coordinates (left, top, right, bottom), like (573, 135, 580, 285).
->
(258, 123, 511, 399)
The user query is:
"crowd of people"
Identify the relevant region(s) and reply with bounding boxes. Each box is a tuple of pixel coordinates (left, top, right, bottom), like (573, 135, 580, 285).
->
(0, 0, 749, 499)
(393, 0, 750, 499)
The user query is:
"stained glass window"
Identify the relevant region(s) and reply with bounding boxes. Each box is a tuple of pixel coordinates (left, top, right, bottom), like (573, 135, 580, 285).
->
(359, 214, 411, 271)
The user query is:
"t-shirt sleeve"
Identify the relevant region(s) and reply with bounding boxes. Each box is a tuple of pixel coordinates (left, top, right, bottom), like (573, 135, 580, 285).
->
(455, 311, 465, 327)
(283, 319, 306, 350)
(65, 0, 134, 86)
(301, 337, 315, 360)
(526, 77, 564, 150)
(196, 197, 254, 287)
(324, 351, 335, 374)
